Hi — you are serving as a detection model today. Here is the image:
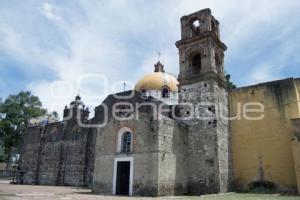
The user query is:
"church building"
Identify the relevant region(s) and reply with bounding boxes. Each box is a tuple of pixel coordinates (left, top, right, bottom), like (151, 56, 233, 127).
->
(17, 9, 300, 196)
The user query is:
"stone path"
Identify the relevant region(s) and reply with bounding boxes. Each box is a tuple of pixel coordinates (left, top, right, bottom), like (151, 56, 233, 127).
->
(0, 180, 181, 200)
(1, 180, 299, 200)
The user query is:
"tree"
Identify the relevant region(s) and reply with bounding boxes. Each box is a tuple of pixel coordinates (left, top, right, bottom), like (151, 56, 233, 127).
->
(52, 111, 59, 119)
(0, 97, 7, 161)
(0, 91, 47, 161)
(0, 97, 3, 120)
(225, 72, 237, 90)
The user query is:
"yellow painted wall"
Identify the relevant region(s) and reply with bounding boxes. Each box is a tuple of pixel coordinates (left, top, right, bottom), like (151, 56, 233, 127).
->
(229, 78, 300, 192)
(293, 80, 300, 193)
(291, 125, 300, 194)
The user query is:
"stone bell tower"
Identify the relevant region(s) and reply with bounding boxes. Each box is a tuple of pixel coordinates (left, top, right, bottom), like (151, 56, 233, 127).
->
(175, 9, 230, 194)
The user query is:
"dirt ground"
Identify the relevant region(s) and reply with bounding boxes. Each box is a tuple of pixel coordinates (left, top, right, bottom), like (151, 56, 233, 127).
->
(0, 179, 181, 200)
(0, 179, 299, 200)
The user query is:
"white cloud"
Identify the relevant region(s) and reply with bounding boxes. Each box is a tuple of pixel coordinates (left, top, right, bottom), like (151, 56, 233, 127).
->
(0, 0, 300, 117)
(247, 64, 284, 85)
(40, 2, 61, 21)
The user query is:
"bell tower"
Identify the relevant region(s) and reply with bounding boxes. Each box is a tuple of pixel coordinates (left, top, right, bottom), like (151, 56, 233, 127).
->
(176, 8, 226, 85)
(176, 9, 230, 194)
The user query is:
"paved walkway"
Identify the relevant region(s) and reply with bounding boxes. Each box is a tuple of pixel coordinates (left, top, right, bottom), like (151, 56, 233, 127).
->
(0, 180, 180, 200)
(1, 179, 299, 200)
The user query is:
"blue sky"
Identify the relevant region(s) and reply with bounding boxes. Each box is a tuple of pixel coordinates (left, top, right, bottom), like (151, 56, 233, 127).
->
(0, 0, 300, 115)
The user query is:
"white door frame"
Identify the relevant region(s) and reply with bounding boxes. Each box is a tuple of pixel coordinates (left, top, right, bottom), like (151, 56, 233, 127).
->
(112, 157, 134, 196)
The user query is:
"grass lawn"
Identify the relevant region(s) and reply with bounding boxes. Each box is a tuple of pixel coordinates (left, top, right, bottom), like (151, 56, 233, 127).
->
(180, 193, 300, 200)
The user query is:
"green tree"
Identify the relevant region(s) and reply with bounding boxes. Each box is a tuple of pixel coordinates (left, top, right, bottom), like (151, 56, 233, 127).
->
(0, 97, 2, 119)
(0, 91, 47, 161)
(225, 72, 237, 90)
(52, 111, 59, 119)
(0, 97, 7, 161)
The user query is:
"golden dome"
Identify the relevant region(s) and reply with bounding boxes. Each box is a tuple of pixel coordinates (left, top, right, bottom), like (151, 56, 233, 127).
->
(135, 62, 179, 92)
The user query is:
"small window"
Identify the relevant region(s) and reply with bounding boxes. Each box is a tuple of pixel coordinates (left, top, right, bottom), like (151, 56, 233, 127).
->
(162, 88, 169, 98)
(73, 130, 80, 140)
(121, 132, 131, 153)
(140, 89, 147, 98)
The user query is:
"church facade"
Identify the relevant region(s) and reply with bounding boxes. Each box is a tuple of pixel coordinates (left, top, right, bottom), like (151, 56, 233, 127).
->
(17, 9, 300, 196)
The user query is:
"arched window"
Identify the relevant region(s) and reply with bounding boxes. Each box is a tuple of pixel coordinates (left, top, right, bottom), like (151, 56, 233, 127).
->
(162, 87, 169, 98)
(192, 54, 201, 73)
(121, 132, 132, 153)
(191, 19, 200, 36)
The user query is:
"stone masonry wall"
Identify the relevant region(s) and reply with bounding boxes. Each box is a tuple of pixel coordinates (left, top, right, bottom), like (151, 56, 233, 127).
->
(18, 117, 95, 187)
(216, 85, 230, 192)
(37, 122, 64, 185)
(157, 117, 187, 196)
(179, 79, 229, 194)
(18, 126, 42, 184)
(93, 113, 160, 196)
